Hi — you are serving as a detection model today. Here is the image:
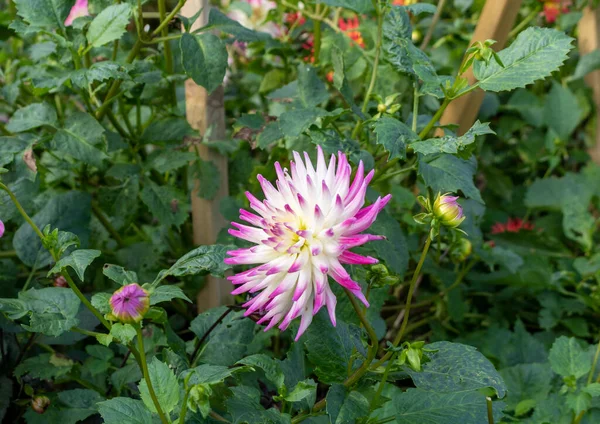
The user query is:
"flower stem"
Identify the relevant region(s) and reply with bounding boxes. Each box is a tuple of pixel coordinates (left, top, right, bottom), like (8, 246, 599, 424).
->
(310, 289, 380, 413)
(371, 351, 396, 409)
(91, 201, 125, 248)
(361, 1, 384, 113)
(158, 0, 176, 106)
(313, 4, 322, 65)
(135, 325, 170, 424)
(372, 236, 432, 369)
(588, 336, 600, 385)
(418, 98, 450, 139)
(486, 397, 494, 424)
(0, 182, 44, 241)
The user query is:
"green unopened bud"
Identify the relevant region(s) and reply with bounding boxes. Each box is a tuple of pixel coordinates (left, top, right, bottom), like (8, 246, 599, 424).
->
(433, 193, 465, 228)
(188, 384, 212, 418)
(31, 396, 50, 414)
(377, 103, 387, 113)
(451, 238, 472, 263)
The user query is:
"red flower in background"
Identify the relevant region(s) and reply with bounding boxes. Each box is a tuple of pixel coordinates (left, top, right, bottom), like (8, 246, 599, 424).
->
(541, 0, 570, 23)
(491, 218, 534, 235)
(286, 12, 306, 26)
(339, 17, 365, 48)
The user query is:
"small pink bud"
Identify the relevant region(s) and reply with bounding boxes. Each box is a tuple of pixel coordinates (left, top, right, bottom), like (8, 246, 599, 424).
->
(109, 283, 149, 323)
(0, 219, 4, 238)
(53, 276, 68, 288)
(433, 193, 465, 228)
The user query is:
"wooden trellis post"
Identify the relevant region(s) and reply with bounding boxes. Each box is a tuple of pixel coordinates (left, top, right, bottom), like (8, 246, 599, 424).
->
(181, 0, 232, 310)
(578, 6, 600, 164)
(439, 0, 523, 134)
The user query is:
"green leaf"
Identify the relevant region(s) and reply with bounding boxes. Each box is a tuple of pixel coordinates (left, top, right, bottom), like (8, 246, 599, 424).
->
(473, 27, 574, 92)
(14, 353, 74, 380)
(548, 336, 591, 379)
(140, 180, 190, 228)
(98, 397, 152, 424)
(193, 157, 221, 200)
(304, 312, 363, 384)
(395, 389, 504, 424)
(180, 32, 227, 94)
(372, 117, 418, 160)
(58, 388, 103, 409)
(14, 0, 71, 29)
(226, 386, 289, 424)
(583, 383, 600, 397)
(411, 121, 494, 158)
(86, 4, 132, 48)
(283, 379, 316, 405)
(326, 384, 369, 424)
(499, 363, 554, 411)
(48, 249, 101, 281)
(70, 61, 130, 89)
(138, 357, 180, 414)
(19, 287, 81, 337)
(570, 49, 600, 81)
(91, 292, 112, 314)
(418, 154, 483, 203)
(525, 173, 595, 250)
(566, 391, 591, 414)
(384, 7, 445, 97)
(297, 64, 328, 108)
(238, 354, 286, 392)
(141, 117, 196, 145)
(154, 244, 232, 283)
(318, 0, 373, 13)
(52, 112, 107, 167)
(6, 103, 57, 132)
(543, 82, 582, 140)
(103, 264, 138, 285)
(257, 122, 285, 149)
(109, 323, 136, 344)
(188, 364, 240, 385)
(147, 150, 197, 173)
(404, 341, 506, 398)
(190, 307, 256, 366)
(279, 108, 328, 137)
(207, 8, 267, 43)
(149, 285, 191, 305)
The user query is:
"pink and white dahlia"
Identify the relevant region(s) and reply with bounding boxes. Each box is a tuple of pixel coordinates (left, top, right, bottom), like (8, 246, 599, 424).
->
(64, 0, 89, 26)
(109, 283, 149, 323)
(225, 147, 391, 340)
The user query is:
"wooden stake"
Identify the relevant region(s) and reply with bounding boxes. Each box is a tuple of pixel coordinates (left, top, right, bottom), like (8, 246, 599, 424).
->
(578, 6, 600, 164)
(439, 0, 523, 135)
(182, 0, 232, 311)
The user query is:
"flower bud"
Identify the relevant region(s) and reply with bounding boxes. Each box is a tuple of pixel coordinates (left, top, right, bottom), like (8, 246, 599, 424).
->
(187, 384, 212, 417)
(451, 238, 472, 263)
(31, 396, 50, 414)
(433, 193, 465, 228)
(0, 219, 4, 238)
(109, 283, 149, 323)
(53, 275, 68, 288)
(377, 103, 387, 113)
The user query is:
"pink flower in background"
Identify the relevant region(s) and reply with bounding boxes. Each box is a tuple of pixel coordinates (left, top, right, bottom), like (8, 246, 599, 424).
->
(109, 283, 150, 323)
(226, 0, 281, 38)
(225, 146, 391, 340)
(64, 0, 89, 26)
(0, 220, 4, 238)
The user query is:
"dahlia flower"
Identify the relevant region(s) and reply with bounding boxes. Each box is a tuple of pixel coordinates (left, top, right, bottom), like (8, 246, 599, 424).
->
(491, 218, 534, 235)
(64, 0, 89, 26)
(339, 17, 365, 48)
(226, 0, 281, 38)
(0, 219, 4, 238)
(225, 147, 391, 340)
(541, 0, 570, 23)
(433, 193, 465, 228)
(109, 283, 149, 323)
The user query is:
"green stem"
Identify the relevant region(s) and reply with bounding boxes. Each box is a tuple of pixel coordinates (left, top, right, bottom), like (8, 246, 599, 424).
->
(135, 325, 170, 424)
(412, 83, 419, 133)
(486, 397, 494, 424)
(508, 5, 541, 40)
(588, 336, 600, 385)
(313, 4, 322, 65)
(179, 374, 193, 424)
(71, 326, 107, 338)
(361, 1, 384, 113)
(0, 182, 44, 241)
(372, 236, 432, 369)
(0, 250, 18, 258)
(91, 201, 125, 248)
(371, 351, 396, 409)
(158, 0, 176, 106)
(418, 98, 450, 139)
(21, 262, 38, 292)
(152, 0, 186, 37)
(0, 182, 112, 330)
(311, 289, 379, 413)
